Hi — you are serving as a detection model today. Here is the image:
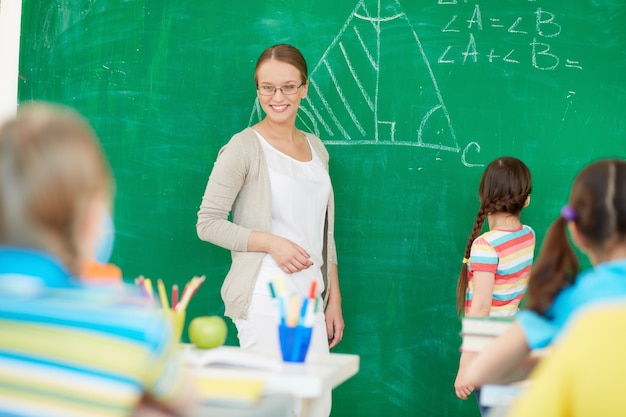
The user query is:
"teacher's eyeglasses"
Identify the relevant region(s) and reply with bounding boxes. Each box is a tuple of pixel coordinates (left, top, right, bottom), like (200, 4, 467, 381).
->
(257, 82, 305, 96)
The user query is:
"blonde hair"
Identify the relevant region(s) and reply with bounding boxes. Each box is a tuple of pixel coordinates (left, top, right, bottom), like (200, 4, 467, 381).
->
(0, 102, 113, 274)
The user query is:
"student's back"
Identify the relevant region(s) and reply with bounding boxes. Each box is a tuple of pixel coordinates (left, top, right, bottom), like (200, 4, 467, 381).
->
(454, 156, 534, 410)
(0, 102, 194, 416)
(0, 249, 187, 416)
(519, 259, 626, 348)
(508, 303, 626, 417)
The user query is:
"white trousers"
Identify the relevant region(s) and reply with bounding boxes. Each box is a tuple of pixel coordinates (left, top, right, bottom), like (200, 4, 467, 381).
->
(234, 293, 332, 417)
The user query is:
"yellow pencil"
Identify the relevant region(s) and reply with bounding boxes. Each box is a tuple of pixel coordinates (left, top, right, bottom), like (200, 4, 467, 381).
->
(157, 278, 170, 310)
(288, 295, 300, 327)
(143, 278, 154, 301)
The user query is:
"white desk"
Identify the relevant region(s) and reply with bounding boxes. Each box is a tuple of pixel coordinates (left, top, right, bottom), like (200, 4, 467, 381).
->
(184, 346, 360, 417)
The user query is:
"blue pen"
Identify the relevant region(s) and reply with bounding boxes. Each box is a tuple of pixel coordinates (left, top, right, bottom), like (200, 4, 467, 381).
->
(298, 297, 309, 326)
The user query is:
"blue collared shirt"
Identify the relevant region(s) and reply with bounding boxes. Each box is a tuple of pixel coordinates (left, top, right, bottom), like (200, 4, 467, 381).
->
(0, 246, 78, 288)
(517, 259, 626, 349)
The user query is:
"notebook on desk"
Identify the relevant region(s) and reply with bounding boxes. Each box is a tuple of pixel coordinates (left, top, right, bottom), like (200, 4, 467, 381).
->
(184, 345, 283, 372)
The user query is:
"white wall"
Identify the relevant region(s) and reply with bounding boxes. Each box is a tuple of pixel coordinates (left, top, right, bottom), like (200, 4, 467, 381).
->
(0, 0, 23, 124)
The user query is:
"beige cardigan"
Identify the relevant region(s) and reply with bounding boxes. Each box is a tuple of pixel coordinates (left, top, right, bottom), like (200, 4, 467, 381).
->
(196, 127, 337, 320)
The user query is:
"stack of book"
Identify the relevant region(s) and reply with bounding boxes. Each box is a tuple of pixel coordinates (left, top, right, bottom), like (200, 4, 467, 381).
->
(184, 346, 277, 406)
(460, 316, 513, 352)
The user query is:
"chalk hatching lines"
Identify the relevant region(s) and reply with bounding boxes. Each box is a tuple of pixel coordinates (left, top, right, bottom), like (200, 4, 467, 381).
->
(324, 59, 367, 136)
(339, 42, 374, 111)
(250, 0, 460, 153)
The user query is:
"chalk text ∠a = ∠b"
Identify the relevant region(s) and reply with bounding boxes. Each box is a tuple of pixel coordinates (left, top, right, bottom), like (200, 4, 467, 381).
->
(437, 3, 582, 71)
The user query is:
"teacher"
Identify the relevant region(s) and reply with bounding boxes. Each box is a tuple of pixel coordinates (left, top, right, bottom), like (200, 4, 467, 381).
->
(196, 44, 344, 366)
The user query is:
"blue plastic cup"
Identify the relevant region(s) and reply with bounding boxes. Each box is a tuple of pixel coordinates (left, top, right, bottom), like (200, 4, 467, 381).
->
(278, 324, 313, 362)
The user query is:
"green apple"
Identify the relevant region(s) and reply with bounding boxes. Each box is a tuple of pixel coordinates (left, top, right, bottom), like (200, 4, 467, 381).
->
(188, 315, 227, 349)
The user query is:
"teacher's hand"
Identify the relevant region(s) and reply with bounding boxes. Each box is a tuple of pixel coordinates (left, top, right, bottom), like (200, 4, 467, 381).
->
(268, 235, 313, 274)
(325, 299, 344, 349)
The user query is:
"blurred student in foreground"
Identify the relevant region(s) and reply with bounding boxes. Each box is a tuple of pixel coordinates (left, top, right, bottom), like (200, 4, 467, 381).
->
(507, 303, 626, 416)
(466, 159, 626, 389)
(0, 102, 196, 417)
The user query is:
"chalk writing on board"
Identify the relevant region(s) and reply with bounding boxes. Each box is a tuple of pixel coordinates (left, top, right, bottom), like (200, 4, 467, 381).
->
(249, 0, 481, 164)
(437, 3, 583, 71)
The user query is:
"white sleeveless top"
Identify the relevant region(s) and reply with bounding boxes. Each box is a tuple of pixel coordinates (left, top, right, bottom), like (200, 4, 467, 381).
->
(252, 130, 331, 299)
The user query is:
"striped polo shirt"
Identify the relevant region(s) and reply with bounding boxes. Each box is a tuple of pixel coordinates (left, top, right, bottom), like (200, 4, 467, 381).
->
(0, 248, 188, 417)
(465, 225, 535, 317)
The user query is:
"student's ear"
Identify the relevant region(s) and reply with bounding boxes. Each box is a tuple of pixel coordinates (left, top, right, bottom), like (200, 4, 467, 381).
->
(523, 195, 530, 208)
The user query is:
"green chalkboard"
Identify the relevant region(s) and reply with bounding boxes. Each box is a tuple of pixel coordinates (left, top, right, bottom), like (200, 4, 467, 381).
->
(18, 1, 626, 416)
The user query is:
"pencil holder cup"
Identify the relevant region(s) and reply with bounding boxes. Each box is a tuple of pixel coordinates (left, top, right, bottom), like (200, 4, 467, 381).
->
(278, 324, 313, 363)
(164, 309, 186, 343)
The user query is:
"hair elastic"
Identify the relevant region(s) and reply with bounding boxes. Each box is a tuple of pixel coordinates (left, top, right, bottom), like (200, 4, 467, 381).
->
(560, 205, 577, 221)
(462, 257, 470, 264)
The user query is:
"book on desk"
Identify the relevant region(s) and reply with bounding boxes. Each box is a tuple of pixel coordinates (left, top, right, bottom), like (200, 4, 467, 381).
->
(194, 375, 265, 407)
(460, 316, 513, 352)
(184, 346, 277, 407)
(182, 344, 360, 413)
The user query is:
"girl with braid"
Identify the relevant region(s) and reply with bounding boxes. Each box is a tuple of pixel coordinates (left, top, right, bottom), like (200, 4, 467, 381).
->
(466, 159, 626, 396)
(454, 157, 535, 410)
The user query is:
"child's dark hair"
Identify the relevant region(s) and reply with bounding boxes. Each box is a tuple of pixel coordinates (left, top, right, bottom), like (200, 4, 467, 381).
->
(525, 159, 626, 315)
(456, 156, 533, 315)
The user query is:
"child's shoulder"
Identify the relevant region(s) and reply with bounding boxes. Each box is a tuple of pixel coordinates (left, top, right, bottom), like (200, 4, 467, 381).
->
(475, 225, 534, 244)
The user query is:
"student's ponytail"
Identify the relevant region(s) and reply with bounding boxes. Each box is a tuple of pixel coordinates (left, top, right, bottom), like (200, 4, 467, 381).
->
(527, 159, 626, 314)
(525, 216, 579, 314)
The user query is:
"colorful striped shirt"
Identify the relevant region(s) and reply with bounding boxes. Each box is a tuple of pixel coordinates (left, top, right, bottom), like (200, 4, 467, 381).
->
(0, 248, 188, 417)
(465, 225, 535, 317)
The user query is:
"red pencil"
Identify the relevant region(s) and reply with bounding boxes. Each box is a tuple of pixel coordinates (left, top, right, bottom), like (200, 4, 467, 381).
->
(171, 284, 179, 311)
(309, 280, 317, 299)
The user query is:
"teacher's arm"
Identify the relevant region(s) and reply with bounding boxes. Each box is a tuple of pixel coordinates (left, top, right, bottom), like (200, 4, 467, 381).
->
(325, 262, 344, 349)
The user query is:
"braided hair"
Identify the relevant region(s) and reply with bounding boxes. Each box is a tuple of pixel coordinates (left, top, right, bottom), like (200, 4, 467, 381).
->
(456, 157, 532, 315)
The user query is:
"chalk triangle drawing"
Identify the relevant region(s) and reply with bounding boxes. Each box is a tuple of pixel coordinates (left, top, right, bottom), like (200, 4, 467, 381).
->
(249, 0, 458, 151)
